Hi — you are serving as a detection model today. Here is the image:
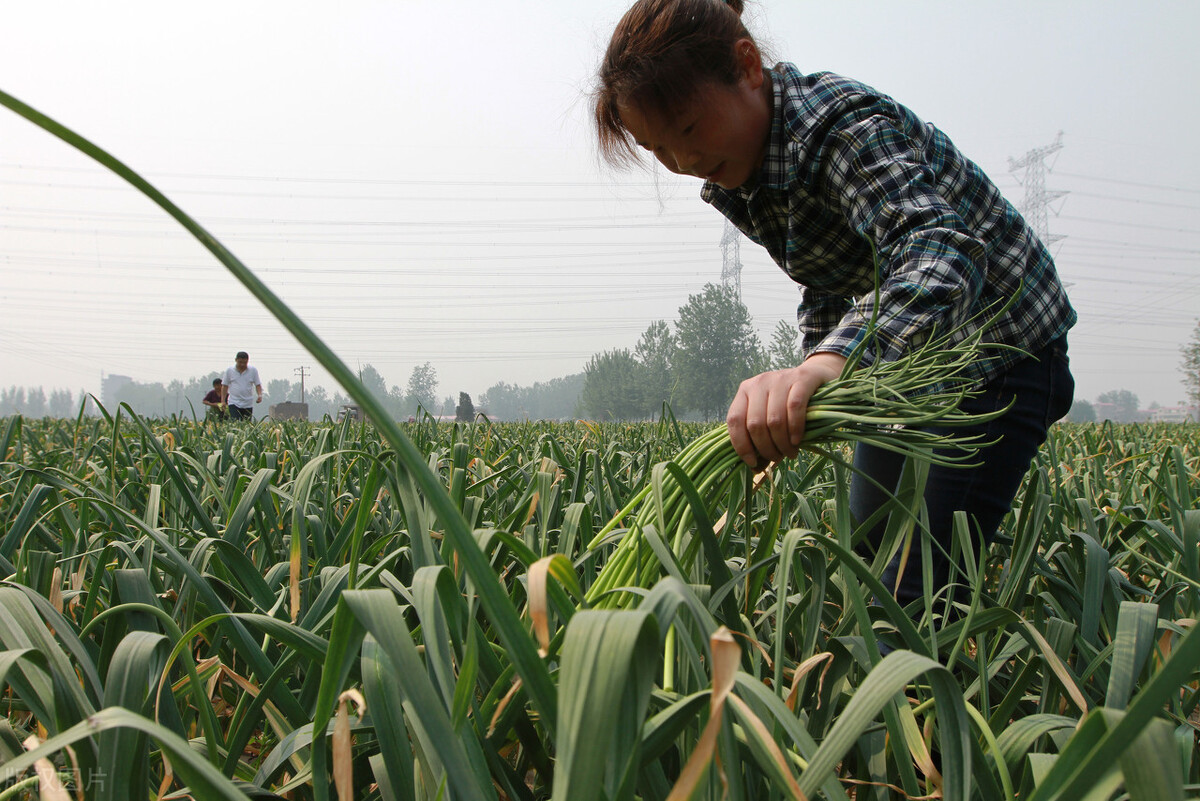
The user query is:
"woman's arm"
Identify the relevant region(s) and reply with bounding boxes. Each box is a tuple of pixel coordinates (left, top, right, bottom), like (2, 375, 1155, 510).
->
(812, 109, 990, 363)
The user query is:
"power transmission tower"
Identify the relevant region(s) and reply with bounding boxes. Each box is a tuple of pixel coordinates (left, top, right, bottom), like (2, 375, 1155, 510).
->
(294, 366, 310, 403)
(1008, 131, 1067, 246)
(720, 220, 743, 301)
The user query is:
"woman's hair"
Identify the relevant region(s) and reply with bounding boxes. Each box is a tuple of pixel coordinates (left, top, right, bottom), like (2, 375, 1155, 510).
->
(594, 0, 758, 166)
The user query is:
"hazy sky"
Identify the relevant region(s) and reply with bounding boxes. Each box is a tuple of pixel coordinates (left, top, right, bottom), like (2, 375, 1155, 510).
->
(2, 1, 1198, 409)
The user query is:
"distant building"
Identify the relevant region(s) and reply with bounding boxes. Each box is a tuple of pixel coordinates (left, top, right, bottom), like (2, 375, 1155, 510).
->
(1148, 405, 1200, 423)
(101, 374, 132, 411)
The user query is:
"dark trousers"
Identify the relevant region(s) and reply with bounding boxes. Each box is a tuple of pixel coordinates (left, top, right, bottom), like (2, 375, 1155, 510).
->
(229, 405, 253, 421)
(849, 335, 1075, 609)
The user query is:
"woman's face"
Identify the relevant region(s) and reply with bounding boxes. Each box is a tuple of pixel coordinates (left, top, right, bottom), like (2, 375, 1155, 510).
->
(617, 41, 771, 190)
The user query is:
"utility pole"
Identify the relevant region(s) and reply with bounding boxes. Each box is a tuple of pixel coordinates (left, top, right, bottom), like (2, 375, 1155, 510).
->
(294, 366, 310, 403)
(720, 219, 743, 302)
(1008, 131, 1067, 246)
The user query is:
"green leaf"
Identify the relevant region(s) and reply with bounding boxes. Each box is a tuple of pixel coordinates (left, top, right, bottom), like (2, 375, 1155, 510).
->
(340, 589, 497, 801)
(552, 609, 659, 801)
(98, 631, 170, 801)
(795, 650, 972, 800)
(224, 467, 278, 548)
(1119, 715, 1184, 801)
(1104, 601, 1158, 710)
(1028, 619, 1200, 800)
(361, 636, 417, 801)
(0, 707, 254, 800)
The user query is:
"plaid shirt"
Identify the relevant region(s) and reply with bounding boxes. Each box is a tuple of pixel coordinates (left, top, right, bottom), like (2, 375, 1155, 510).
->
(702, 63, 1076, 385)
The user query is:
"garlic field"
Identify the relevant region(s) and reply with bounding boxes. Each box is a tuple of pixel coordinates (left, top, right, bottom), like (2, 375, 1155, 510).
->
(1, 411, 1197, 800)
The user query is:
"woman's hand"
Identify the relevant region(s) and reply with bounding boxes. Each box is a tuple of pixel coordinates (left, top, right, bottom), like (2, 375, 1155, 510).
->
(726, 352, 847, 466)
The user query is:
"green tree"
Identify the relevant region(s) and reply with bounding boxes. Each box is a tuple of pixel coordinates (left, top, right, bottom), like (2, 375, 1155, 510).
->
(25, 387, 46, 418)
(407, 362, 438, 414)
(1096, 389, 1140, 422)
(267, 378, 294, 403)
(478, 374, 583, 421)
(673, 283, 761, 419)
(456, 392, 476, 422)
(634, 320, 676, 416)
(1181, 320, 1200, 408)
(165, 379, 187, 416)
(479, 381, 521, 420)
(1066, 398, 1096, 423)
(522, 374, 585, 420)
(48, 388, 74, 418)
(1, 386, 26, 415)
(384, 383, 406, 419)
(766, 318, 802, 370)
(358, 364, 388, 400)
(582, 348, 645, 421)
(353, 365, 394, 419)
(307, 385, 333, 420)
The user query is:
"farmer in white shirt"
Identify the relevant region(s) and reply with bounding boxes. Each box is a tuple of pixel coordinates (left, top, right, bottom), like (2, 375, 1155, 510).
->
(221, 351, 263, 421)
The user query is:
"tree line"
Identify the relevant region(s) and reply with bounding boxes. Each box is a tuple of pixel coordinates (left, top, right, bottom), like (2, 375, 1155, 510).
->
(6, 306, 1197, 424)
(1066, 390, 1198, 424)
(580, 283, 802, 421)
(0, 361, 583, 422)
(0, 387, 83, 419)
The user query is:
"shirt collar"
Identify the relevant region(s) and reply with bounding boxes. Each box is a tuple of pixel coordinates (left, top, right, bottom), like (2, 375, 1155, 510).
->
(756, 64, 790, 192)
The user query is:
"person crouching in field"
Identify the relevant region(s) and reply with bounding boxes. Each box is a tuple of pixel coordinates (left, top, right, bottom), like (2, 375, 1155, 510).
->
(202, 378, 226, 423)
(593, 0, 1076, 614)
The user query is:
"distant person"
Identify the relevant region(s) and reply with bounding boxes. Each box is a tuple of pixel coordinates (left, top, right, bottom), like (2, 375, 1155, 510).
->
(221, 351, 263, 421)
(202, 378, 226, 422)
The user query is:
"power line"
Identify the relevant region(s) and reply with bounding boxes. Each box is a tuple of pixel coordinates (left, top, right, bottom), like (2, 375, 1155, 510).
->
(1053, 171, 1200, 196)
